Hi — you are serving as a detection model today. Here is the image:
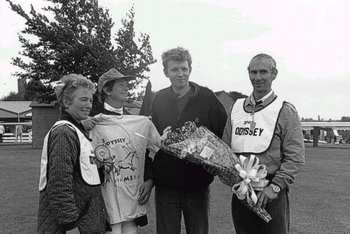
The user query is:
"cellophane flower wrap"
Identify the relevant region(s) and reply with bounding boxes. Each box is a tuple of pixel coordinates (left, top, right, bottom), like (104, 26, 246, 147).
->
(160, 121, 272, 223)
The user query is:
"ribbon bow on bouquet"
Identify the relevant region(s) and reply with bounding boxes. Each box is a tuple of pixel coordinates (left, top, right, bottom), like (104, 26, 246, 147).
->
(232, 155, 269, 205)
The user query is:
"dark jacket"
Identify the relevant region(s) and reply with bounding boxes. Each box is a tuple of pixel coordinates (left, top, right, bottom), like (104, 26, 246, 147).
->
(151, 82, 227, 190)
(37, 111, 108, 234)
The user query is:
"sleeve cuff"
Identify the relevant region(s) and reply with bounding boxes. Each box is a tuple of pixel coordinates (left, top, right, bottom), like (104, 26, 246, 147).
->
(61, 219, 79, 231)
(271, 176, 287, 190)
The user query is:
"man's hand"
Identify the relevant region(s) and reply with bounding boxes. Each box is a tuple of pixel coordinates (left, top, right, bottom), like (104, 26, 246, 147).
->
(81, 117, 98, 131)
(202, 164, 220, 176)
(256, 185, 279, 209)
(160, 126, 172, 141)
(138, 179, 154, 205)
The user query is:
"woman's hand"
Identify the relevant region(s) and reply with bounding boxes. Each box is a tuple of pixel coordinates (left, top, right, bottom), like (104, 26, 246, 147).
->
(137, 179, 154, 205)
(81, 117, 98, 131)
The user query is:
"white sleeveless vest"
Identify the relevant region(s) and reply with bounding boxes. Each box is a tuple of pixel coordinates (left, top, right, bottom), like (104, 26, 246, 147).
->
(230, 97, 284, 154)
(39, 120, 101, 191)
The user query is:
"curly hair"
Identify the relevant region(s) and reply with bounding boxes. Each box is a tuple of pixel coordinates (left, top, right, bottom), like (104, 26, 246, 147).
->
(161, 47, 192, 71)
(55, 74, 95, 109)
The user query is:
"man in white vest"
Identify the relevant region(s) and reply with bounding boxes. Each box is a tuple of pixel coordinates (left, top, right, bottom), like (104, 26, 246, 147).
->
(222, 53, 305, 234)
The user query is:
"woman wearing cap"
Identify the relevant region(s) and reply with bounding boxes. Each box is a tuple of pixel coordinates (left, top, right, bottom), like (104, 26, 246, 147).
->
(37, 74, 108, 234)
(89, 68, 160, 234)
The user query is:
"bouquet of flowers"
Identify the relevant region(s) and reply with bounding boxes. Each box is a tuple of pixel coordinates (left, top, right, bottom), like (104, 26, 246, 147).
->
(158, 121, 272, 223)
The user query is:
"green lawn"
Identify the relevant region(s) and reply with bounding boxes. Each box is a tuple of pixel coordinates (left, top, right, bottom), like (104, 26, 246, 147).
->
(0, 145, 349, 234)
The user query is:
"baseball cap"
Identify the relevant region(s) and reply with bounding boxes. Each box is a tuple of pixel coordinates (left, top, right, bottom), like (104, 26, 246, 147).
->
(98, 68, 135, 93)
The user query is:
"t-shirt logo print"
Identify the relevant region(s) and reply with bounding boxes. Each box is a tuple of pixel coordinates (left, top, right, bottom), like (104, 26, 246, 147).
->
(114, 142, 137, 175)
(94, 145, 112, 162)
(94, 135, 138, 183)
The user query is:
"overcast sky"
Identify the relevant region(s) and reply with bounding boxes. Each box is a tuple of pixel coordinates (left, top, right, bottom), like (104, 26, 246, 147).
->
(0, 0, 349, 120)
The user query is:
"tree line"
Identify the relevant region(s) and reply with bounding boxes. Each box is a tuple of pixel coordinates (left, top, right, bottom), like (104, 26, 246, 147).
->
(3, 0, 155, 103)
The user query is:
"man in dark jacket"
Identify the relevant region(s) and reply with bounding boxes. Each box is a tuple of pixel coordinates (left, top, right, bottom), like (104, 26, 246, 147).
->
(151, 47, 227, 234)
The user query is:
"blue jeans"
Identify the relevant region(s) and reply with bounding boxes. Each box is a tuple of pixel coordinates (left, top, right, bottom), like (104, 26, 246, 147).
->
(231, 188, 290, 234)
(155, 186, 209, 234)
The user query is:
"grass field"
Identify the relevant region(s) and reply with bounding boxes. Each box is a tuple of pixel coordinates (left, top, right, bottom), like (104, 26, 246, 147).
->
(0, 144, 349, 234)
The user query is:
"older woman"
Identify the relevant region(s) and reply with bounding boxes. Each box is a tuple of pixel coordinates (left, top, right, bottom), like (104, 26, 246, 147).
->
(37, 74, 108, 234)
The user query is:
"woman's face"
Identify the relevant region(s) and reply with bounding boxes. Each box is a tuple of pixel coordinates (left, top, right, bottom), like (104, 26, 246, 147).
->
(106, 79, 129, 102)
(64, 87, 93, 121)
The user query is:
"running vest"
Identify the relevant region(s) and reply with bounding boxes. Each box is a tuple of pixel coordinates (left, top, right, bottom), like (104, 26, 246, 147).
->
(39, 120, 101, 191)
(90, 114, 160, 224)
(230, 97, 284, 154)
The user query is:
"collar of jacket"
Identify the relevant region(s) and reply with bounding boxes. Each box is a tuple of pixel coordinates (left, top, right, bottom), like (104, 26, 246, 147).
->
(60, 110, 90, 140)
(165, 81, 200, 100)
(100, 106, 130, 115)
(244, 91, 277, 109)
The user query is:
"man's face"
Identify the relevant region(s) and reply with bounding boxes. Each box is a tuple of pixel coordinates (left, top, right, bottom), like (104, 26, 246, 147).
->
(248, 58, 277, 98)
(164, 60, 191, 90)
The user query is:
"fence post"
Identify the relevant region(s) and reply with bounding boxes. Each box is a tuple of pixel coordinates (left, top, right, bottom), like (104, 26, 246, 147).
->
(312, 127, 320, 147)
(30, 101, 59, 148)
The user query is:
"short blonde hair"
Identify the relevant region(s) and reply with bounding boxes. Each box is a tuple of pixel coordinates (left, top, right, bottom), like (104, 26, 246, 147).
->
(161, 47, 192, 71)
(55, 74, 95, 109)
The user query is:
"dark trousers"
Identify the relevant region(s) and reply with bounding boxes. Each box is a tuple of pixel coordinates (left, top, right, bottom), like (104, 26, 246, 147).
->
(231, 189, 290, 234)
(155, 186, 209, 234)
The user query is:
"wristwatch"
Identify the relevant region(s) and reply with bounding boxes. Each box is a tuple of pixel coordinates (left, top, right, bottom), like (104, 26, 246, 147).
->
(270, 183, 281, 193)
